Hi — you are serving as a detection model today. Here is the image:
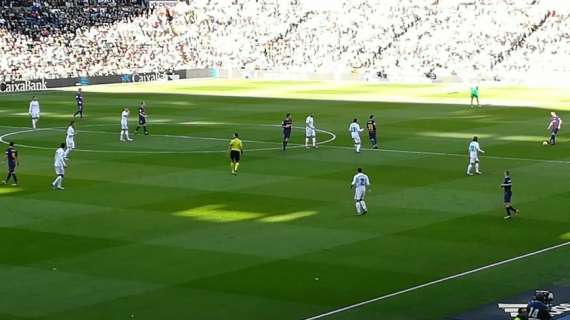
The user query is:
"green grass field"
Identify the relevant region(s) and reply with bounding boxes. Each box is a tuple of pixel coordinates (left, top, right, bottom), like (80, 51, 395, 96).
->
(0, 81, 569, 320)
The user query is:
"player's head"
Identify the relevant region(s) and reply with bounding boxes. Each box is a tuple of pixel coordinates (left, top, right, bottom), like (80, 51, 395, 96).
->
(32, 95, 36, 100)
(233, 132, 239, 138)
(369, 114, 374, 119)
(472, 136, 478, 142)
(505, 170, 510, 177)
(551, 111, 557, 118)
(308, 113, 313, 117)
(8, 141, 14, 147)
(124, 107, 129, 111)
(69, 120, 75, 127)
(357, 167, 362, 173)
(286, 113, 290, 118)
(353, 118, 358, 123)
(78, 88, 82, 93)
(60, 142, 66, 149)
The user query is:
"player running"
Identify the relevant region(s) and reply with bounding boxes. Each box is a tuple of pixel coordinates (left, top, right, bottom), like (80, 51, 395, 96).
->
(282, 113, 292, 151)
(64, 121, 76, 160)
(73, 88, 84, 118)
(228, 132, 243, 175)
(349, 118, 364, 153)
(2, 142, 19, 186)
(500, 170, 519, 220)
(470, 85, 480, 108)
(305, 113, 317, 149)
(28, 96, 40, 129)
(135, 102, 149, 135)
(51, 143, 67, 190)
(120, 108, 133, 142)
(466, 136, 485, 176)
(546, 112, 562, 145)
(367, 115, 378, 149)
(351, 168, 370, 215)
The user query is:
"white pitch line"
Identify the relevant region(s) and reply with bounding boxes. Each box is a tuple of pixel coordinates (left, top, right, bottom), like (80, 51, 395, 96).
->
(321, 145, 570, 165)
(0, 125, 337, 154)
(303, 241, 570, 320)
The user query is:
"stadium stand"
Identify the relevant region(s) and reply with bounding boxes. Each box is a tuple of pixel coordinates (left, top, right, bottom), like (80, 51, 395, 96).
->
(0, 0, 569, 83)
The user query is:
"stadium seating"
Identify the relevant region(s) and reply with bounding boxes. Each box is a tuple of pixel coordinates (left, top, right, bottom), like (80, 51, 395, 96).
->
(1, 0, 569, 83)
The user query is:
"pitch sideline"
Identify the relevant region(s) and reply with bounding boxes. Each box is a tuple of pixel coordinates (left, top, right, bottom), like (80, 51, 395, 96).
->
(303, 241, 570, 320)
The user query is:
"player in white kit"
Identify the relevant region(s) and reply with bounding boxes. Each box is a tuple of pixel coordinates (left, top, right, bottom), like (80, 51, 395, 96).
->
(28, 96, 40, 129)
(349, 118, 364, 153)
(305, 113, 317, 148)
(52, 143, 67, 190)
(351, 168, 371, 215)
(120, 108, 133, 142)
(64, 121, 75, 159)
(466, 136, 485, 176)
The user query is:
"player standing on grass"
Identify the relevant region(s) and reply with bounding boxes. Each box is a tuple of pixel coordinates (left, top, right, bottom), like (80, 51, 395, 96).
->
(228, 133, 243, 175)
(135, 101, 149, 135)
(466, 136, 485, 176)
(546, 112, 562, 145)
(470, 85, 480, 108)
(64, 121, 75, 160)
(51, 143, 66, 190)
(305, 113, 317, 149)
(500, 170, 519, 220)
(28, 96, 40, 129)
(73, 88, 84, 118)
(367, 115, 378, 149)
(120, 108, 133, 142)
(351, 168, 370, 215)
(282, 113, 292, 151)
(349, 118, 364, 153)
(2, 142, 19, 186)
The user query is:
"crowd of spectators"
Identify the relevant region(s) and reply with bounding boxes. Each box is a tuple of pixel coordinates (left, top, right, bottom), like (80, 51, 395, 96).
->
(0, 0, 569, 83)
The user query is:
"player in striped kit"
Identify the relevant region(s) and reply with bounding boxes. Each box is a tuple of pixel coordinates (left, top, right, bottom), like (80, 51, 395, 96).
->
(546, 112, 562, 145)
(351, 168, 371, 215)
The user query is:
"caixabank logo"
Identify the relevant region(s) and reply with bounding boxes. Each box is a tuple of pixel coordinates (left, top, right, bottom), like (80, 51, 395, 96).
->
(0, 79, 48, 92)
(451, 286, 570, 320)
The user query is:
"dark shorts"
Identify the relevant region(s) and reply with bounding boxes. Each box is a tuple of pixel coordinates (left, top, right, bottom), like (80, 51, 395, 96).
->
(504, 191, 512, 203)
(8, 162, 16, 173)
(368, 131, 376, 140)
(230, 150, 240, 162)
(77, 105, 83, 111)
(139, 118, 146, 125)
(283, 128, 291, 139)
(551, 128, 559, 135)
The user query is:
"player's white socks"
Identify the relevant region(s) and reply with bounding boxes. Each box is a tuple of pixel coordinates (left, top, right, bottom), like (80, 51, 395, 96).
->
(32, 119, 37, 129)
(356, 143, 361, 153)
(52, 176, 63, 188)
(360, 201, 367, 212)
(312, 138, 316, 147)
(466, 164, 472, 174)
(355, 202, 362, 214)
(475, 163, 480, 173)
(126, 130, 132, 141)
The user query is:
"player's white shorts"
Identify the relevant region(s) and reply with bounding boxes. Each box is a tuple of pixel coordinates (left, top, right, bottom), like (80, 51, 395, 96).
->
(354, 187, 366, 201)
(469, 154, 479, 164)
(55, 166, 65, 175)
(66, 138, 75, 149)
(30, 112, 40, 119)
(121, 121, 128, 130)
(305, 127, 315, 137)
(351, 134, 361, 144)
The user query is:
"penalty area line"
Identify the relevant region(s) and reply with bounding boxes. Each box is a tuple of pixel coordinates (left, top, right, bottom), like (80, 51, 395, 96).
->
(303, 241, 570, 320)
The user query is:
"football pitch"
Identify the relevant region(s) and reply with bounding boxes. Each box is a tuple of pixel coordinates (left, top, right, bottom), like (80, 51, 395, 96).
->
(0, 81, 569, 320)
